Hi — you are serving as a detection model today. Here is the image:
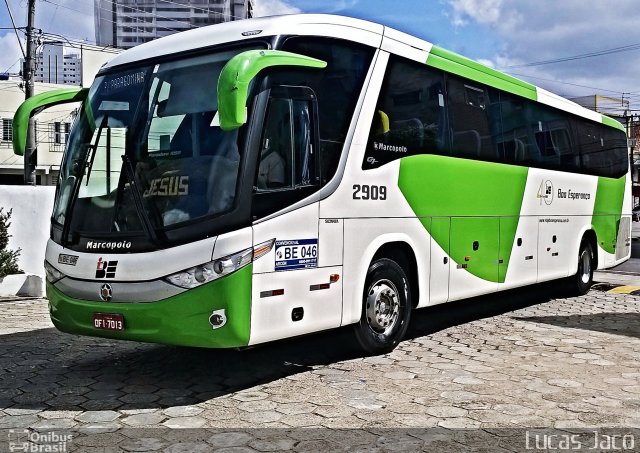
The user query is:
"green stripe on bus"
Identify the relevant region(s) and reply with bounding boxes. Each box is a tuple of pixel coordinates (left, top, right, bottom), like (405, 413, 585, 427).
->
(426, 46, 537, 101)
(592, 175, 626, 255)
(601, 115, 626, 132)
(47, 265, 253, 348)
(398, 155, 528, 283)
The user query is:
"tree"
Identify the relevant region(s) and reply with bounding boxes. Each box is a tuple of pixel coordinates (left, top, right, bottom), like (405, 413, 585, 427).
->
(0, 208, 22, 278)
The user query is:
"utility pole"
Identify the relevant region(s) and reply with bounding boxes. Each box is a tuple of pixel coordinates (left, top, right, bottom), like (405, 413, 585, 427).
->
(23, 0, 36, 185)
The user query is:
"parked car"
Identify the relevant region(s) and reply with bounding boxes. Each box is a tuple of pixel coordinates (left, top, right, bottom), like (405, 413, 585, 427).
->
(633, 205, 640, 222)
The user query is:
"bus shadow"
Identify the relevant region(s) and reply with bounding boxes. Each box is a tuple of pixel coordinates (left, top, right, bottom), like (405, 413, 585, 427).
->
(513, 313, 640, 339)
(0, 283, 562, 412)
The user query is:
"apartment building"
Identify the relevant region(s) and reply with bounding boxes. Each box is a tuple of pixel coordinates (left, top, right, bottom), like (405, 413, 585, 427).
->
(95, 0, 254, 49)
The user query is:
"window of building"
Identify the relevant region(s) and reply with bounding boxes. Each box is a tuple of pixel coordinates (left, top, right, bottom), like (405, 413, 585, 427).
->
(52, 122, 71, 145)
(2, 118, 12, 142)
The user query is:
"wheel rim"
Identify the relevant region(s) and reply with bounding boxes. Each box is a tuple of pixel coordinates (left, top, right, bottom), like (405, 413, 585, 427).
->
(365, 279, 400, 335)
(579, 248, 591, 284)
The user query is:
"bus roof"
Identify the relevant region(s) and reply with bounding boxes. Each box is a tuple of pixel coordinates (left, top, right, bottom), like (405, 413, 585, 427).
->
(102, 14, 625, 133)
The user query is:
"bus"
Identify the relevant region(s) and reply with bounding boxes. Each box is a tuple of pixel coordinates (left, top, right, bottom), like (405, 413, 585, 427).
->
(13, 14, 632, 354)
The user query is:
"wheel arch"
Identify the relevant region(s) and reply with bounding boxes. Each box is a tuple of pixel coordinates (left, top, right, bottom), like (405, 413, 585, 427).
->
(371, 241, 420, 309)
(582, 229, 598, 267)
(343, 234, 422, 327)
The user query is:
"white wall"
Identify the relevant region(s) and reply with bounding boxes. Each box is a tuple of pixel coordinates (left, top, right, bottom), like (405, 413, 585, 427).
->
(0, 185, 56, 276)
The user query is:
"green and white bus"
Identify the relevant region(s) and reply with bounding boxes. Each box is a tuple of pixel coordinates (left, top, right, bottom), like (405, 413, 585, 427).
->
(14, 14, 632, 353)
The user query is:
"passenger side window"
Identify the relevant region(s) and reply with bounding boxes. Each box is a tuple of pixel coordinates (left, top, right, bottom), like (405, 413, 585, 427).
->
(257, 98, 293, 190)
(252, 86, 320, 219)
(448, 77, 500, 161)
(279, 37, 375, 183)
(364, 56, 448, 169)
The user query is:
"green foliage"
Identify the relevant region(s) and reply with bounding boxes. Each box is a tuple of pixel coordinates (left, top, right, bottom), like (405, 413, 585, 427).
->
(0, 208, 22, 278)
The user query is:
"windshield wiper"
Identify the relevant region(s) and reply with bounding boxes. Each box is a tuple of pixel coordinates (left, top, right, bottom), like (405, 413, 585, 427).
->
(60, 115, 109, 247)
(121, 154, 164, 246)
(84, 115, 108, 186)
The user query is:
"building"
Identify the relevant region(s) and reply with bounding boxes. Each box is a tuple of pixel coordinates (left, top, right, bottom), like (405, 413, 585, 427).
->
(2, 47, 120, 186)
(95, 0, 254, 49)
(0, 80, 79, 185)
(34, 42, 82, 85)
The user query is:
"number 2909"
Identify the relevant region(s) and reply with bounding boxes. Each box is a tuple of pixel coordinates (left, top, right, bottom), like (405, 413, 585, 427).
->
(353, 184, 387, 200)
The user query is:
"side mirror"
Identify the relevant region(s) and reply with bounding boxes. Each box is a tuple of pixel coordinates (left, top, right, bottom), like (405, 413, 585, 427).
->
(13, 87, 88, 156)
(217, 50, 326, 131)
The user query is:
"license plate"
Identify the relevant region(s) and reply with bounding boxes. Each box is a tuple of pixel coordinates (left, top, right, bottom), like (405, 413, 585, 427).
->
(275, 238, 318, 271)
(92, 313, 124, 331)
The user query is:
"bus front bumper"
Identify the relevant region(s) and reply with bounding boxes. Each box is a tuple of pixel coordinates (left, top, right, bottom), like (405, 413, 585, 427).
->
(46, 265, 252, 348)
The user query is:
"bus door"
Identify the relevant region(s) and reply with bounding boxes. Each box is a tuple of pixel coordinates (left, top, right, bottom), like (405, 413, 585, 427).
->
(448, 217, 500, 300)
(249, 86, 343, 345)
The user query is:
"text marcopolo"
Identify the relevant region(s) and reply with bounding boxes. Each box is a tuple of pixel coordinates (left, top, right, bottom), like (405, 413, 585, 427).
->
(86, 241, 132, 250)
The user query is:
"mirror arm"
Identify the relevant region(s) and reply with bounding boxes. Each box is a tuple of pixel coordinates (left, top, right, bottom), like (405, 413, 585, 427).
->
(217, 50, 326, 131)
(13, 87, 88, 156)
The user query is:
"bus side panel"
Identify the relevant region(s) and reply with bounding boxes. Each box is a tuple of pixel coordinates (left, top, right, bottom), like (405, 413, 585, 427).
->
(429, 217, 450, 305)
(448, 217, 499, 301)
(516, 168, 598, 282)
(250, 202, 344, 345)
(500, 216, 538, 289)
(592, 174, 628, 268)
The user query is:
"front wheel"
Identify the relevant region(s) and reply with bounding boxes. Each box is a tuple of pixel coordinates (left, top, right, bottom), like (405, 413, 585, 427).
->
(354, 258, 412, 355)
(568, 240, 594, 295)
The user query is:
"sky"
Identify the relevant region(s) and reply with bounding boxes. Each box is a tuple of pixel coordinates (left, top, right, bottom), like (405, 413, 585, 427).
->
(2, 0, 640, 113)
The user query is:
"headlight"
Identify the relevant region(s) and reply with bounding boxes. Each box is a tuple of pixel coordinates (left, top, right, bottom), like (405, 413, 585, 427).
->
(44, 260, 65, 283)
(164, 239, 274, 289)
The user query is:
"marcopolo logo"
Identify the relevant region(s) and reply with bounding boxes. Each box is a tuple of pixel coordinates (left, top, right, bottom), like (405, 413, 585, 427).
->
(86, 240, 132, 250)
(373, 142, 408, 153)
(95, 257, 118, 279)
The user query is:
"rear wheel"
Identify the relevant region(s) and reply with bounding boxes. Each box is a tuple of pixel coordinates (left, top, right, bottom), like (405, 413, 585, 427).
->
(354, 258, 412, 355)
(569, 240, 594, 295)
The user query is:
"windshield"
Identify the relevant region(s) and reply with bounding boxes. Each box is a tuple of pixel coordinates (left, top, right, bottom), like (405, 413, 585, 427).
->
(52, 47, 259, 241)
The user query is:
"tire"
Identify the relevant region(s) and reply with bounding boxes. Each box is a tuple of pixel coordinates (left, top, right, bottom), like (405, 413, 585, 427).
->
(568, 240, 594, 295)
(354, 258, 412, 355)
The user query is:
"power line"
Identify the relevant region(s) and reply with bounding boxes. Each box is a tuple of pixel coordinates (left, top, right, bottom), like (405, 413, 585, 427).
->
(501, 42, 640, 69)
(507, 71, 639, 97)
(2, 0, 26, 57)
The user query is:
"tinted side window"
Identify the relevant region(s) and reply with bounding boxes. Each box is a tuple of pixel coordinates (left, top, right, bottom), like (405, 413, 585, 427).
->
(576, 120, 628, 178)
(601, 126, 628, 177)
(280, 37, 375, 183)
(364, 57, 448, 169)
(448, 76, 500, 161)
(499, 93, 578, 172)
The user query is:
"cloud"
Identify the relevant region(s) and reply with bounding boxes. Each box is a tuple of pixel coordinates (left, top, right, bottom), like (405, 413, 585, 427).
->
(445, 0, 640, 104)
(324, 0, 360, 13)
(448, 0, 505, 27)
(253, 0, 302, 17)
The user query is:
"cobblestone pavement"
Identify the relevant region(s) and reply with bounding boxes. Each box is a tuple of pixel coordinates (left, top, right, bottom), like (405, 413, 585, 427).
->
(0, 284, 639, 451)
